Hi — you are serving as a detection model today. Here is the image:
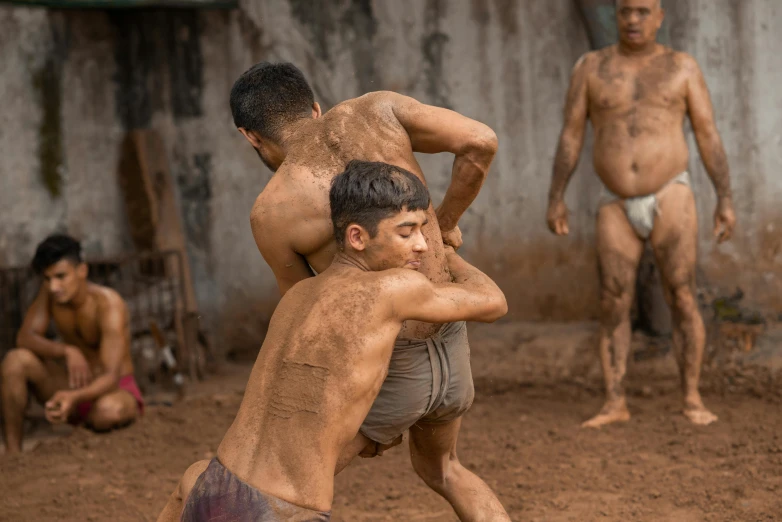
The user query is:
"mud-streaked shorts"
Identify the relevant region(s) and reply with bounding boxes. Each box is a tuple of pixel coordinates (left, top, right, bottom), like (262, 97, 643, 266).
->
(181, 458, 330, 522)
(359, 321, 475, 445)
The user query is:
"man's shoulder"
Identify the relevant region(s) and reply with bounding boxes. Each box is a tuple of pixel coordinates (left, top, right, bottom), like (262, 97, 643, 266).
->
(90, 284, 128, 315)
(571, 48, 606, 76)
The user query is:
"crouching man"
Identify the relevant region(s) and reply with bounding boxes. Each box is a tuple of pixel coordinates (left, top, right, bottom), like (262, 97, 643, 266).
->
(1, 234, 144, 454)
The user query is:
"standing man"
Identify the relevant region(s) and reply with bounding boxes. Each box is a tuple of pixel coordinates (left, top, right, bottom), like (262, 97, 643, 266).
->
(230, 62, 506, 519)
(546, 0, 735, 427)
(1, 234, 144, 453)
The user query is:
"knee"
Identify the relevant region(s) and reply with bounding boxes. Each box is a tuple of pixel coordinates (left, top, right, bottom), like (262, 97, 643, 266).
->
(1, 348, 37, 379)
(599, 285, 633, 325)
(90, 396, 135, 430)
(410, 448, 460, 495)
(668, 284, 697, 317)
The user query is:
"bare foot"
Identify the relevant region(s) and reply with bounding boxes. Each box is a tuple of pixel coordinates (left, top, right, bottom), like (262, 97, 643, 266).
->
(581, 399, 630, 428)
(683, 404, 718, 426)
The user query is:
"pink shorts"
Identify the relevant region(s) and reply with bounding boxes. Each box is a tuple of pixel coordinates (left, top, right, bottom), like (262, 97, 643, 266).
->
(70, 374, 145, 425)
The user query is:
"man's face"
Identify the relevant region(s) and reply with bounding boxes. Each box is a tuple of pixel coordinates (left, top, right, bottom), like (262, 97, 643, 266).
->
(43, 259, 86, 304)
(361, 209, 429, 271)
(616, 0, 663, 48)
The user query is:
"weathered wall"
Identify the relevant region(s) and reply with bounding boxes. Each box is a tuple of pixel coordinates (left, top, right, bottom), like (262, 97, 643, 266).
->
(1, 0, 780, 354)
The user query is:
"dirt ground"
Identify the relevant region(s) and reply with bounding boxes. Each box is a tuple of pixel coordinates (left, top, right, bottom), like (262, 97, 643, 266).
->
(1, 321, 781, 522)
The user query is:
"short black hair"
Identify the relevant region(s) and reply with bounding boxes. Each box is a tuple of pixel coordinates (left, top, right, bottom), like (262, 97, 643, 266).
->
(330, 161, 431, 249)
(31, 234, 83, 274)
(229, 61, 314, 140)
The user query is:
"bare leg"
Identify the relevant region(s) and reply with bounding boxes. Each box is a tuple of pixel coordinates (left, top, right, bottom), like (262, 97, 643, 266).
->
(582, 201, 644, 428)
(335, 431, 404, 474)
(409, 418, 509, 522)
(87, 389, 139, 431)
(1, 348, 65, 453)
(157, 459, 210, 522)
(651, 184, 717, 425)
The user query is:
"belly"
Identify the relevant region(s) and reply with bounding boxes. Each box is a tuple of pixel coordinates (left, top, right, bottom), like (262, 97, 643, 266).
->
(592, 119, 690, 197)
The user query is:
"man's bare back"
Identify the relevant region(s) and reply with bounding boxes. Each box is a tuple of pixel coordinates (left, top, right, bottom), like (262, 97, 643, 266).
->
(159, 162, 508, 520)
(250, 91, 496, 339)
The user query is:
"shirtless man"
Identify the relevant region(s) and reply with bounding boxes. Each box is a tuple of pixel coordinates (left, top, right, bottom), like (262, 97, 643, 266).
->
(230, 62, 504, 517)
(1, 234, 144, 453)
(546, 0, 736, 428)
(157, 161, 508, 521)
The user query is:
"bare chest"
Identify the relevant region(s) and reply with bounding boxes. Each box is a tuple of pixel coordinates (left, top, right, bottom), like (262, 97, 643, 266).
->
(588, 55, 688, 117)
(52, 306, 101, 350)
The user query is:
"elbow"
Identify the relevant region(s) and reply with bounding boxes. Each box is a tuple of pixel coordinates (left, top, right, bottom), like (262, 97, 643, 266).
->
(482, 289, 508, 323)
(462, 126, 498, 177)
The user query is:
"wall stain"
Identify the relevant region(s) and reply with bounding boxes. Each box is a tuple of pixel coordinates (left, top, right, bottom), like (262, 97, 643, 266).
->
(177, 152, 213, 252)
(110, 9, 204, 128)
(422, 0, 451, 108)
(32, 16, 70, 199)
(166, 10, 204, 120)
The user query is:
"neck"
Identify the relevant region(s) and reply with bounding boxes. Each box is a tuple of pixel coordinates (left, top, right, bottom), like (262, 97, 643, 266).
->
(65, 282, 89, 309)
(618, 40, 658, 57)
(332, 252, 371, 272)
(277, 118, 309, 153)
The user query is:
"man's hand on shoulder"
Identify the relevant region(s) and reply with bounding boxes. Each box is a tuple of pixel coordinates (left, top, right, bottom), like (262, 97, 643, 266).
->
(440, 225, 463, 250)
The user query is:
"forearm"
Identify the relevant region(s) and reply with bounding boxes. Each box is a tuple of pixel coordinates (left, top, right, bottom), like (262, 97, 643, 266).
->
(446, 252, 495, 289)
(548, 132, 582, 202)
(697, 132, 732, 199)
(16, 332, 67, 359)
(437, 148, 495, 231)
(74, 372, 119, 403)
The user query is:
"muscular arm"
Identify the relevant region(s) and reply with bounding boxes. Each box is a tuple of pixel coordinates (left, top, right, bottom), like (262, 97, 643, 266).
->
(548, 55, 590, 202)
(388, 92, 498, 231)
(390, 250, 507, 324)
(250, 203, 316, 296)
(685, 56, 732, 199)
(72, 296, 130, 403)
(16, 285, 67, 359)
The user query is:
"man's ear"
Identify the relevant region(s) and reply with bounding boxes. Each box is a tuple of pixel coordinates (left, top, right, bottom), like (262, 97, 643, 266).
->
(312, 102, 322, 119)
(238, 128, 263, 149)
(346, 224, 368, 251)
(77, 262, 88, 279)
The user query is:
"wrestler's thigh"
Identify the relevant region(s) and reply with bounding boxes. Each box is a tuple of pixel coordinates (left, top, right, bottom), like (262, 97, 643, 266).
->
(409, 417, 462, 464)
(650, 184, 698, 290)
(596, 202, 645, 290)
(20, 354, 69, 403)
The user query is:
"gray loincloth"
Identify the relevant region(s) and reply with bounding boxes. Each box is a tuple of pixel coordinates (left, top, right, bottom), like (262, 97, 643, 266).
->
(360, 321, 475, 445)
(598, 171, 691, 239)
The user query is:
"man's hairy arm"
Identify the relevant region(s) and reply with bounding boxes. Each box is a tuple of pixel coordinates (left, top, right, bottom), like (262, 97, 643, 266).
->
(250, 204, 315, 296)
(548, 54, 590, 204)
(390, 249, 507, 325)
(685, 54, 736, 242)
(685, 56, 732, 199)
(387, 91, 498, 233)
(71, 296, 129, 403)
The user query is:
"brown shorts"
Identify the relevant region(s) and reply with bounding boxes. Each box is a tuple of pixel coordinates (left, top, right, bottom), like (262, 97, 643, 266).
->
(181, 458, 330, 521)
(360, 321, 475, 445)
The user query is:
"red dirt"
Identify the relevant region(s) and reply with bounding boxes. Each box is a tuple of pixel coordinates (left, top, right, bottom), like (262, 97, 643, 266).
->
(1, 323, 781, 522)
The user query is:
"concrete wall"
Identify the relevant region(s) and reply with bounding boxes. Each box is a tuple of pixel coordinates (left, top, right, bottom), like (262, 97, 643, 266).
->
(1, 0, 780, 354)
